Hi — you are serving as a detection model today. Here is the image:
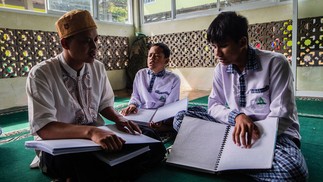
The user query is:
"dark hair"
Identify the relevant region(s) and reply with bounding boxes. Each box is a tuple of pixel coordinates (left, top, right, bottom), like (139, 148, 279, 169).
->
(149, 42, 171, 58)
(207, 11, 249, 44)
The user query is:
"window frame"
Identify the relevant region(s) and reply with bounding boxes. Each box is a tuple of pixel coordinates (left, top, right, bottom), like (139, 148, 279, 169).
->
(144, 0, 156, 4)
(140, 0, 292, 24)
(0, 0, 133, 25)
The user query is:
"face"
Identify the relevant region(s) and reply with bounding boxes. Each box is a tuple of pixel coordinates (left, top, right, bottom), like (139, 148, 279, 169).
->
(62, 29, 98, 70)
(147, 46, 169, 73)
(210, 37, 247, 67)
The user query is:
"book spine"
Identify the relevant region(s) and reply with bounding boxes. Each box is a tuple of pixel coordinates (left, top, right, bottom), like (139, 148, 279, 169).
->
(214, 125, 231, 171)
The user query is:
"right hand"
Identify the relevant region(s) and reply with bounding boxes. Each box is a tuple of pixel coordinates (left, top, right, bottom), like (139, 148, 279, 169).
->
(120, 104, 138, 116)
(233, 114, 260, 148)
(89, 127, 125, 151)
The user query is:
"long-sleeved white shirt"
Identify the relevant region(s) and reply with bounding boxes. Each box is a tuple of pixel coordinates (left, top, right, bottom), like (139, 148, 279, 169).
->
(208, 47, 300, 139)
(129, 68, 180, 109)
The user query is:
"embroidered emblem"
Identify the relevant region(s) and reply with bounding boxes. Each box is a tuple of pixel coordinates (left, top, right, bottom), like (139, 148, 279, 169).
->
(256, 97, 266, 105)
(159, 96, 166, 102)
(64, 23, 69, 29)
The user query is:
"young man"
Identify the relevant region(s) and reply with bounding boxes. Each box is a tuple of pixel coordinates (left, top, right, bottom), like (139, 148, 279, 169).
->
(26, 10, 165, 181)
(121, 43, 180, 135)
(174, 11, 308, 181)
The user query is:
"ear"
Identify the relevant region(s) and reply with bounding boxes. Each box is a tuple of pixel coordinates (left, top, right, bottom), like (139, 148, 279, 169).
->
(239, 36, 248, 48)
(61, 38, 69, 49)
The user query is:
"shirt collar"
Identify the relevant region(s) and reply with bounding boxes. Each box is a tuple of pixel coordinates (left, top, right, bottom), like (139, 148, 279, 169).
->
(58, 53, 86, 77)
(226, 46, 261, 74)
(148, 69, 166, 77)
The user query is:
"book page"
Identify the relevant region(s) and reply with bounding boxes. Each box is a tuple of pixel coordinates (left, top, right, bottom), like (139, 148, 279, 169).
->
(25, 124, 160, 155)
(99, 125, 160, 144)
(122, 109, 156, 124)
(25, 139, 101, 155)
(152, 98, 188, 122)
(217, 117, 278, 171)
(166, 116, 228, 173)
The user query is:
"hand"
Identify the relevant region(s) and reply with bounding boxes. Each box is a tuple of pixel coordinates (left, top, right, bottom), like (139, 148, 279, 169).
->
(115, 118, 142, 135)
(89, 127, 125, 151)
(120, 104, 137, 116)
(149, 121, 162, 128)
(149, 118, 174, 132)
(233, 114, 260, 148)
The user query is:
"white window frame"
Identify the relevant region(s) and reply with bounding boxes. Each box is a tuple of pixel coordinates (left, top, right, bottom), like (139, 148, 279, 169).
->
(141, 0, 292, 24)
(291, 0, 323, 98)
(144, 0, 156, 4)
(0, 0, 132, 25)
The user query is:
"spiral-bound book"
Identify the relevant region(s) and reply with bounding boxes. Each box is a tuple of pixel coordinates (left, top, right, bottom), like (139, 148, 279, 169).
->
(166, 116, 278, 173)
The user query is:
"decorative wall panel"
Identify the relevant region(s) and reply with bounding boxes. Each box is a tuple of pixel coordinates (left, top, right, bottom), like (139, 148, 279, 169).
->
(248, 20, 293, 64)
(148, 17, 322, 68)
(148, 30, 216, 68)
(0, 28, 129, 78)
(297, 16, 323, 66)
(1, 16, 322, 78)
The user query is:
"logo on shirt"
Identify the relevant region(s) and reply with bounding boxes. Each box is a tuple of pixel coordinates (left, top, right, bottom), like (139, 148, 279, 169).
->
(159, 96, 166, 102)
(256, 97, 267, 105)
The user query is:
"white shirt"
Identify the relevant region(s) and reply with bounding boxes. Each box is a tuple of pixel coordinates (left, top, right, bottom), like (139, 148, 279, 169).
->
(208, 48, 300, 139)
(129, 68, 180, 109)
(26, 53, 114, 135)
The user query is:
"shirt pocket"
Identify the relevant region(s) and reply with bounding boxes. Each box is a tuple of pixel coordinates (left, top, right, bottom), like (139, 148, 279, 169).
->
(247, 85, 270, 114)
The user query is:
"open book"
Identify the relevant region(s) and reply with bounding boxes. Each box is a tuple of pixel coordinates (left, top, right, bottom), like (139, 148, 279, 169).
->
(166, 116, 278, 173)
(25, 124, 160, 165)
(123, 98, 188, 125)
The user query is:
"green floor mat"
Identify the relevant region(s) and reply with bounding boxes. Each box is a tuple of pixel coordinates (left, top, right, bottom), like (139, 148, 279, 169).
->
(0, 96, 323, 181)
(298, 116, 323, 181)
(0, 136, 51, 182)
(296, 98, 323, 117)
(0, 111, 29, 133)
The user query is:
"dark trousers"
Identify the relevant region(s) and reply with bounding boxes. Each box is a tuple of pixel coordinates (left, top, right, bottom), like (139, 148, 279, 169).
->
(40, 128, 166, 182)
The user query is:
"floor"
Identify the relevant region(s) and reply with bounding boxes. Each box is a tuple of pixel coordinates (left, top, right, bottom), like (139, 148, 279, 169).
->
(114, 89, 211, 101)
(1, 89, 322, 182)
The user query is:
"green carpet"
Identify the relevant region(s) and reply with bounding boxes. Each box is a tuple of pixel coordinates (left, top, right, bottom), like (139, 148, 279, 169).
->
(0, 137, 50, 182)
(0, 111, 29, 134)
(296, 98, 323, 118)
(0, 96, 323, 181)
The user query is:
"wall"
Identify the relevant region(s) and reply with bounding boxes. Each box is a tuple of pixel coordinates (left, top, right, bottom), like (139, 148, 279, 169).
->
(171, 68, 214, 92)
(296, 0, 323, 95)
(0, 10, 134, 110)
(0, 77, 27, 110)
(141, 3, 293, 91)
(140, 1, 323, 93)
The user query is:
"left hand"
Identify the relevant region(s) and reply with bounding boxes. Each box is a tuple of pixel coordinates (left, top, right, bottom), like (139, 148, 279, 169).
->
(120, 104, 137, 116)
(149, 118, 174, 132)
(149, 121, 162, 128)
(233, 114, 260, 148)
(115, 118, 142, 135)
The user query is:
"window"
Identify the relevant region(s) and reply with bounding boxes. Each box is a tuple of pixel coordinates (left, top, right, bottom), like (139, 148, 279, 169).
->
(176, 0, 216, 17)
(0, 0, 131, 24)
(144, 0, 155, 4)
(0, 0, 46, 13)
(142, 0, 292, 24)
(47, 0, 91, 13)
(143, 0, 172, 23)
(98, 0, 130, 23)
(48, 0, 130, 23)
